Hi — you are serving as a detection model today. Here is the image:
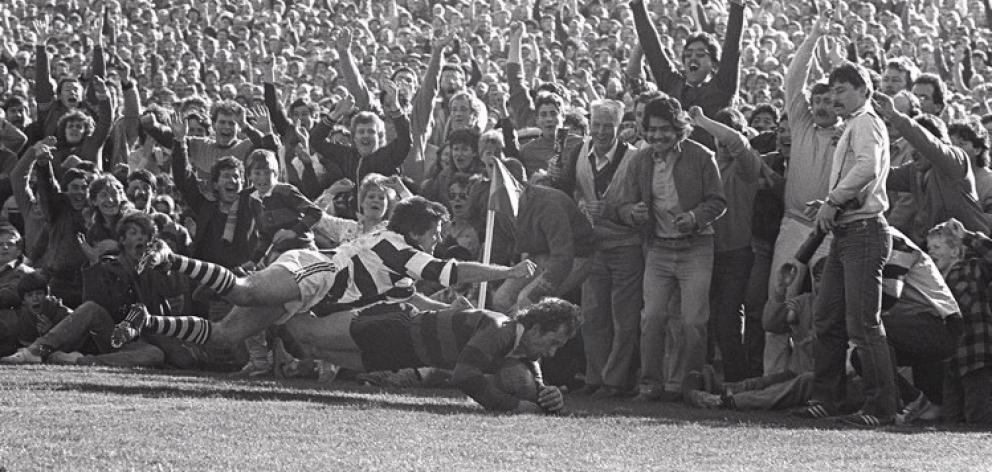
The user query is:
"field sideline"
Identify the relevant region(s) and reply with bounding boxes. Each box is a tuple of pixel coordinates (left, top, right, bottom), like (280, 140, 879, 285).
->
(1, 366, 990, 471)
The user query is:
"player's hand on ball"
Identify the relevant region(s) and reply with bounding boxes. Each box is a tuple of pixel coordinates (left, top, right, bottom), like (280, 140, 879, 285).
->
(513, 400, 544, 414)
(511, 259, 537, 278)
(537, 386, 564, 412)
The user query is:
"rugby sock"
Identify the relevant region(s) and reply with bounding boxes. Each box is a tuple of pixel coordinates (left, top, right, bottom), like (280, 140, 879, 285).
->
(144, 315, 213, 345)
(168, 255, 237, 296)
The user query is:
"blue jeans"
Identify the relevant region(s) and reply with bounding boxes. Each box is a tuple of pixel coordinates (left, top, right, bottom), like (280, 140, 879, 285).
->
(709, 246, 754, 382)
(812, 217, 897, 417)
(640, 236, 714, 393)
(581, 245, 644, 389)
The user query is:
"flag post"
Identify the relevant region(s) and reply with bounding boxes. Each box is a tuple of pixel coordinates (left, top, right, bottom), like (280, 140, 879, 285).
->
(477, 207, 496, 308)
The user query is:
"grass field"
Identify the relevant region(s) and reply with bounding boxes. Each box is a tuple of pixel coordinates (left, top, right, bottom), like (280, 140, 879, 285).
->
(1, 365, 990, 471)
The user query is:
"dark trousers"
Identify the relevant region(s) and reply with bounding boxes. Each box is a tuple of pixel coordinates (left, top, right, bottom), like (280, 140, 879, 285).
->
(943, 367, 992, 424)
(812, 218, 897, 417)
(884, 311, 956, 404)
(709, 246, 754, 382)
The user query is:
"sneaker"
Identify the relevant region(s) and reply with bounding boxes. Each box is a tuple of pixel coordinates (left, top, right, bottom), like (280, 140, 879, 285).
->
(137, 239, 172, 273)
(0, 347, 43, 364)
(111, 304, 148, 349)
(918, 403, 942, 421)
(790, 400, 837, 420)
(687, 390, 723, 409)
(48, 351, 84, 365)
(897, 392, 932, 425)
(839, 411, 894, 428)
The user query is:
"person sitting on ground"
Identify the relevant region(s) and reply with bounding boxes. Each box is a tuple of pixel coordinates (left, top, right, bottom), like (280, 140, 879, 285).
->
(0, 272, 70, 357)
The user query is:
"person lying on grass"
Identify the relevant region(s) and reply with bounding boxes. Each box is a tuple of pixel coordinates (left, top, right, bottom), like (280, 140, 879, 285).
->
(274, 297, 580, 414)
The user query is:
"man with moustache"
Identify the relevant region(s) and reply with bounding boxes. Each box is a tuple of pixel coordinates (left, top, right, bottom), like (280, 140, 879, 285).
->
(630, 0, 745, 149)
(550, 99, 643, 398)
(762, 14, 844, 376)
(614, 96, 726, 402)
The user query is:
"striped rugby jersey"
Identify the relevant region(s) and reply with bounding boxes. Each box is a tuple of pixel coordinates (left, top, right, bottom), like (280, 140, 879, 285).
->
(310, 229, 459, 314)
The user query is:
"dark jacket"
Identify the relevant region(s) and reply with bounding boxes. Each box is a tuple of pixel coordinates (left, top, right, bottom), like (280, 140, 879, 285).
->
(82, 255, 183, 321)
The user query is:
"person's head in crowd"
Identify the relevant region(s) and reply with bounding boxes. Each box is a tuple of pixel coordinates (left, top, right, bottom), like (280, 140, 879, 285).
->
(288, 97, 318, 130)
(883, 90, 921, 141)
(357, 173, 396, 223)
(478, 130, 505, 163)
(440, 63, 466, 98)
(152, 195, 178, 219)
(446, 172, 473, 222)
(183, 112, 211, 138)
(350, 111, 386, 157)
(749, 104, 779, 134)
(589, 99, 624, 154)
(827, 62, 873, 118)
(210, 100, 245, 146)
(912, 73, 947, 116)
(246, 149, 279, 195)
(126, 170, 158, 212)
(0, 225, 23, 267)
(642, 96, 692, 155)
(926, 219, 967, 273)
(806, 80, 839, 128)
(61, 167, 95, 212)
(882, 57, 918, 95)
(563, 108, 589, 137)
(634, 90, 665, 138)
(18, 272, 50, 317)
(116, 211, 157, 265)
(513, 297, 581, 360)
(682, 29, 722, 86)
(88, 174, 128, 222)
(448, 91, 487, 134)
(447, 128, 484, 175)
(2, 96, 29, 129)
(56, 77, 83, 110)
(387, 195, 449, 254)
(210, 156, 245, 205)
(535, 92, 566, 139)
(56, 109, 95, 147)
(948, 120, 990, 170)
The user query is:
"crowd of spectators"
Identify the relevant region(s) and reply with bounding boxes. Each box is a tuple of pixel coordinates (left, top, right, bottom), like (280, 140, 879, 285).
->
(0, 0, 990, 425)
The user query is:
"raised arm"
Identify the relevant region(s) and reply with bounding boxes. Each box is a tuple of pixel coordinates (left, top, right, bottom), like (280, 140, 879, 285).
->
(334, 28, 373, 112)
(33, 23, 55, 111)
(263, 68, 292, 136)
(170, 133, 207, 212)
(785, 15, 827, 121)
(506, 22, 536, 128)
(631, 0, 683, 92)
(77, 77, 113, 170)
(713, 0, 745, 95)
(688, 106, 760, 181)
(875, 93, 968, 181)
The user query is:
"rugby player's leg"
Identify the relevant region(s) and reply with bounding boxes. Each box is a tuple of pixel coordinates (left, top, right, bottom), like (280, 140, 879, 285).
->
(280, 311, 364, 371)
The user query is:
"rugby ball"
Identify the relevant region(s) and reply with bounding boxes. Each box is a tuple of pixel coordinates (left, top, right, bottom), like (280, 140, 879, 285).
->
(491, 358, 540, 403)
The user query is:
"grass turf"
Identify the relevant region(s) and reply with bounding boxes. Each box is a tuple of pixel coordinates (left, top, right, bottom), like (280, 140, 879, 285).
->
(1, 365, 990, 471)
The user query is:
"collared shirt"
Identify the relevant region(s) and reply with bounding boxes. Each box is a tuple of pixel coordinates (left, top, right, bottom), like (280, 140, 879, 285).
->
(828, 103, 890, 223)
(651, 151, 683, 238)
(589, 141, 618, 172)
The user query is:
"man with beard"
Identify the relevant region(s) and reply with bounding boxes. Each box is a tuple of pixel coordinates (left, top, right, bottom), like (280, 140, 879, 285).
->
(309, 79, 412, 185)
(614, 96, 726, 403)
(762, 14, 843, 376)
(1, 212, 180, 367)
(631, 0, 745, 149)
(141, 100, 265, 183)
(2, 97, 31, 132)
